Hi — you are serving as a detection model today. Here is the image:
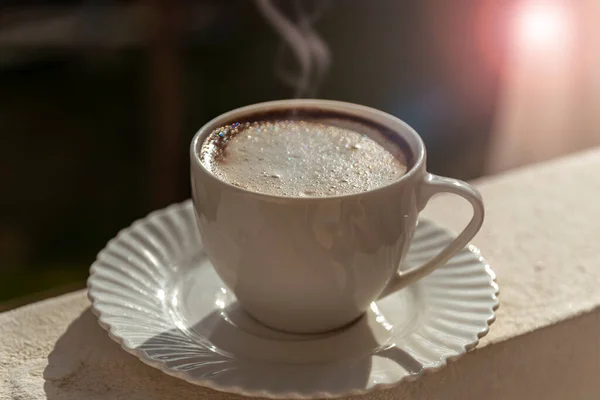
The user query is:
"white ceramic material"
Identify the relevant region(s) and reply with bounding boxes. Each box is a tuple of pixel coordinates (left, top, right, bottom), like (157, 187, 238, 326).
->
(190, 99, 485, 333)
(88, 200, 498, 399)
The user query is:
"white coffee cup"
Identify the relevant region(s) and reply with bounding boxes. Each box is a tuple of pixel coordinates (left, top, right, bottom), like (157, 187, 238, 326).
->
(190, 99, 484, 334)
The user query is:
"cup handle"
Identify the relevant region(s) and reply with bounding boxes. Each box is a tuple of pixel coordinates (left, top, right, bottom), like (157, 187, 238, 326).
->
(379, 173, 485, 298)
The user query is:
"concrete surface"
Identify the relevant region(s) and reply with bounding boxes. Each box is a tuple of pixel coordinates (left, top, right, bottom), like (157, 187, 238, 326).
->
(3, 148, 600, 399)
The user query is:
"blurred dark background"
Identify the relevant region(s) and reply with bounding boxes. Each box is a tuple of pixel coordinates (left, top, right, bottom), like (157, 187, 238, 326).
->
(3, 0, 590, 308)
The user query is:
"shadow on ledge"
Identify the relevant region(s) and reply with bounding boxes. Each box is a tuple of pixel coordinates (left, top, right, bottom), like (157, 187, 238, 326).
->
(42, 308, 231, 400)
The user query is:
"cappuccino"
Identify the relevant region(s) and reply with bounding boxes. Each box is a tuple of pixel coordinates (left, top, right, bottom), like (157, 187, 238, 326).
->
(200, 115, 409, 197)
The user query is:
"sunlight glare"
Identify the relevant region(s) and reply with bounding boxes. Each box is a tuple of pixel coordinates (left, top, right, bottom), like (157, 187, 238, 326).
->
(516, 1, 572, 51)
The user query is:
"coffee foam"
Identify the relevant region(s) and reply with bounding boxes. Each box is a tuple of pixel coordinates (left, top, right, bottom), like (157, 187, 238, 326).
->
(200, 118, 408, 197)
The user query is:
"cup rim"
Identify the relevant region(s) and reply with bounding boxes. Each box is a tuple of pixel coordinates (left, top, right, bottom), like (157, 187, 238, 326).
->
(190, 99, 426, 201)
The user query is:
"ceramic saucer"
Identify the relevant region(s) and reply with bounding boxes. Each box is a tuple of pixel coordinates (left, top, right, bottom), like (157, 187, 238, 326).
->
(88, 200, 498, 399)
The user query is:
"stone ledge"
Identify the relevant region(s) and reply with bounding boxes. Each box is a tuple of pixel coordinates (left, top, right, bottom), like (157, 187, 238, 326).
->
(3, 148, 600, 399)
(425, 147, 600, 346)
